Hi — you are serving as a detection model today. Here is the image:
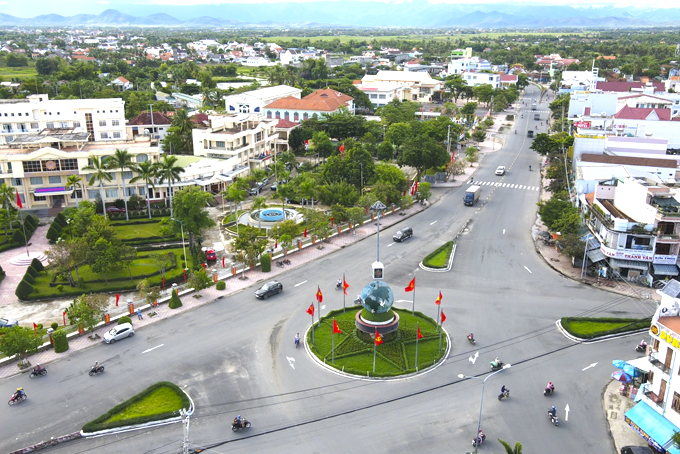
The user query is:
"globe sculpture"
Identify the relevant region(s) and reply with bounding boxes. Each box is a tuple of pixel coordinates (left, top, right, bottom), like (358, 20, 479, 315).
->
(355, 280, 400, 335)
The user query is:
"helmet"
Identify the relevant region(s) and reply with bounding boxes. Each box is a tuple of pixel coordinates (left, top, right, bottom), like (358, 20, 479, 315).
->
(478, 429, 482, 432)
(548, 382, 552, 385)
(552, 406, 556, 410)
(36, 363, 40, 366)
(16, 387, 22, 391)
(237, 415, 241, 418)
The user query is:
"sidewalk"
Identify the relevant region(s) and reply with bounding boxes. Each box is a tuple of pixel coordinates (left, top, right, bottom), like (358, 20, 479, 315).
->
(603, 379, 648, 452)
(0, 202, 426, 380)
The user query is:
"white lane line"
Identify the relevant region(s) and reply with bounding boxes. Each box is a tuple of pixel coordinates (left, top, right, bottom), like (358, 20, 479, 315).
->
(395, 300, 411, 303)
(294, 280, 308, 287)
(503, 229, 506, 234)
(524, 266, 532, 274)
(286, 357, 296, 369)
(142, 344, 164, 354)
(430, 220, 437, 225)
(387, 242, 395, 247)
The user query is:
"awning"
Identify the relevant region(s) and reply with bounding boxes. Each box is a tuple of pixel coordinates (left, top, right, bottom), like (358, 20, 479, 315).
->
(610, 258, 649, 271)
(587, 249, 607, 263)
(625, 401, 679, 452)
(626, 357, 652, 373)
(653, 264, 679, 276)
(652, 196, 680, 208)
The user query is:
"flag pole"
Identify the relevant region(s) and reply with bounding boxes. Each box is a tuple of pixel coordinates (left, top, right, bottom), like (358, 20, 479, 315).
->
(342, 272, 346, 313)
(372, 334, 377, 374)
(332, 320, 335, 364)
(436, 303, 441, 333)
(415, 322, 419, 372)
(412, 281, 416, 315)
(438, 308, 443, 352)
(311, 309, 315, 345)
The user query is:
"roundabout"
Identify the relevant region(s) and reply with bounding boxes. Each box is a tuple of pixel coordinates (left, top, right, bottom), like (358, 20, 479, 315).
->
(237, 206, 304, 230)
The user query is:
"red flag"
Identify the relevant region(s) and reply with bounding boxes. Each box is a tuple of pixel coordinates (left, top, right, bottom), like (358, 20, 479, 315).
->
(162, 277, 165, 288)
(16, 190, 22, 208)
(343, 277, 349, 295)
(415, 181, 419, 192)
(333, 319, 342, 334)
(306, 303, 315, 316)
(375, 328, 383, 346)
(435, 291, 442, 305)
(304, 228, 308, 237)
(330, 217, 334, 227)
(275, 240, 278, 248)
(417, 326, 424, 339)
(33, 322, 37, 331)
(183, 269, 186, 282)
(440, 311, 446, 324)
(405, 278, 415, 292)
(339, 144, 345, 153)
(202, 263, 206, 269)
(316, 286, 323, 303)
(115, 293, 120, 306)
(222, 257, 226, 267)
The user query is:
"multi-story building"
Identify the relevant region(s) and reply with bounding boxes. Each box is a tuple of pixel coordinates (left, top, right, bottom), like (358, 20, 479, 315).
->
(360, 71, 442, 103)
(0, 94, 127, 146)
(224, 85, 301, 115)
(263, 88, 354, 122)
(460, 71, 501, 89)
(192, 113, 279, 171)
(354, 81, 405, 108)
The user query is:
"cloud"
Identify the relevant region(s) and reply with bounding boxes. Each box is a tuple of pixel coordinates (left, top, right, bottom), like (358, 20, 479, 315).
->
(0, 1, 8, 4)
(96, 1, 109, 3)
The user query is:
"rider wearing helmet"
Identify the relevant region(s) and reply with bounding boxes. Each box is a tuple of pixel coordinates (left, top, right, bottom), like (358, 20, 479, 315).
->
(14, 387, 25, 399)
(468, 332, 474, 341)
(549, 406, 556, 417)
(501, 385, 508, 395)
(547, 381, 554, 392)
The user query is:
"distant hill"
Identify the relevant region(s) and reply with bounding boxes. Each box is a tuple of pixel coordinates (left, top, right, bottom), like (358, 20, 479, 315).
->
(0, 3, 678, 28)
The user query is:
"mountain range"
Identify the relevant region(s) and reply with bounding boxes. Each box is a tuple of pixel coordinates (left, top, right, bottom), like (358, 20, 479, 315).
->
(1, 3, 680, 28)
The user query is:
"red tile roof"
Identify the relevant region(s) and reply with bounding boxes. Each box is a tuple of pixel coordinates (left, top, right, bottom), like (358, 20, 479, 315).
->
(190, 113, 209, 124)
(128, 111, 173, 126)
(614, 106, 672, 121)
(264, 88, 353, 112)
(276, 119, 299, 129)
(500, 74, 518, 82)
(596, 81, 665, 93)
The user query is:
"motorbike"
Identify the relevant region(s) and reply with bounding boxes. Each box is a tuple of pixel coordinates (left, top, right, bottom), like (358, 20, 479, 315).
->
(471, 433, 486, 447)
(276, 260, 284, 268)
(636, 341, 647, 353)
(490, 359, 504, 371)
(8, 392, 27, 406)
(548, 411, 559, 426)
(29, 367, 47, 379)
(498, 389, 510, 400)
(283, 259, 291, 265)
(544, 386, 555, 396)
(335, 282, 342, 291)
(232, 419, 251, 432)
(467, 334, 475, 345)
(88, 365, 105, 376)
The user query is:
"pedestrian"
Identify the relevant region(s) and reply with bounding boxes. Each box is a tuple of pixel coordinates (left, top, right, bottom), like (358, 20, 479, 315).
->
(137, 308, 143, 320)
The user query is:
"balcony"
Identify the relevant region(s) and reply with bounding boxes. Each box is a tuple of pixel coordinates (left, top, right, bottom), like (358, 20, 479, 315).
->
(657, 233, 680, 244)
(649, 352, 672, 375)
(657, 208, 680, 221)
(643, 389, 664, 408)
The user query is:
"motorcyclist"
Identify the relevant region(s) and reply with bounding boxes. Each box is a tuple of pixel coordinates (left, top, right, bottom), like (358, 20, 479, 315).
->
(501, 385, 508, 395)
(549, 406, 557, 418)
(34, 363, 42, 373)
(492, 357, 502, 367)
(515, 129, 517, 134)
(529, 165, 532, 171)
(547, 382, 555, 393)
(336, 279, 342, 289)
(91, 361, 99, 372)
(295, 333, 300, 346)
(234, 415, 243, 428)
(477, 429, 485, 443)
(14, 388, 25, 400)
(639, 339, 647, 348)
(467, 332, 474, 341)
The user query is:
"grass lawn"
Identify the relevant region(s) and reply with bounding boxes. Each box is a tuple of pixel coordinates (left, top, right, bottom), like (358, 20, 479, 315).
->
(105, 386, 185, 423)
(423, 241, 454, 268)
(308, 307, 446, 376)
(0, 65, 38, 80)
(561, 317, 651, 339)
(111, 221, 177, 241)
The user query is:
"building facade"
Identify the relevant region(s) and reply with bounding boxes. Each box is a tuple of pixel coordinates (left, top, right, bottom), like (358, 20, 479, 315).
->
(263, 88, 354, 122)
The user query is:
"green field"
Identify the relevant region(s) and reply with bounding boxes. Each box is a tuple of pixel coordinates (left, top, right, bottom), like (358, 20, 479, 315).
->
(0, 65, 37, 80)
(110, 221, 177, 241)
(263, 32, 589, 43)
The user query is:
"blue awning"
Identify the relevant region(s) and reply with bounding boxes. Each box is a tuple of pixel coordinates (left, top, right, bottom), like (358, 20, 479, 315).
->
(653, 264, 679, 276)
(625, 401, 679, 452)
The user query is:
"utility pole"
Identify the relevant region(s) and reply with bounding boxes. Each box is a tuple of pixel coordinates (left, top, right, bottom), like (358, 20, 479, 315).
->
(180, 409, 191, 454)
(446, 124, 451, 156)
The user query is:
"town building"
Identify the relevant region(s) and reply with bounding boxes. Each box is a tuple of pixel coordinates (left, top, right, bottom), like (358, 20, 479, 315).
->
(0, 94, 127, 146)
(126, 111, 172, 142)
(354, 81, 405, 108)
(224, 85, 301, 115)
(263, 88, 354, 122)
(460, 71, 501, 89)
(360, 71, 442, 103)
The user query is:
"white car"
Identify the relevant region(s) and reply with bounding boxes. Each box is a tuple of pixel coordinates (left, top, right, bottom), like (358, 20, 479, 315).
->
(103, 323, 135, 344)
(495, 166, 506, 176)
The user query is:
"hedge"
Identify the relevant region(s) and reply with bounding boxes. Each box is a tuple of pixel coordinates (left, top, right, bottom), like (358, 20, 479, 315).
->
(561, 317, 652, 339)
(15, 280, 35, 300)
(118, 315, 132, 325)
(22, 272, 36, 285)
(169, 290, 182, 309)
(0, 264, 5, 282)
(31, 258, 45, 272)
(46, 224, 63, 242)
(261, 253, 271, 272)
(26, 265, 39, 278)
(53, 330, 69, 353)
(216, 281, 226, 290)
(82, 382, 190, 433)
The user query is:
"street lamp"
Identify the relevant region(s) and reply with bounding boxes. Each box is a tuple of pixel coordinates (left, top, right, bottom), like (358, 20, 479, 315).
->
(171, 218, 188, 273)
(458, 364, 511, 454)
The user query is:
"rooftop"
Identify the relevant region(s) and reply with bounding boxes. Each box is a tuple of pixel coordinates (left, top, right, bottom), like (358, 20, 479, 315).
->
(614, 106, 673, 121)
(580, 153, 677, 168)
(264, 88, 353, 112)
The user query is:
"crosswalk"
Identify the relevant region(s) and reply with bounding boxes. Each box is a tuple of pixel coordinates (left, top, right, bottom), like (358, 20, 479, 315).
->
(469, 181, 539, 191)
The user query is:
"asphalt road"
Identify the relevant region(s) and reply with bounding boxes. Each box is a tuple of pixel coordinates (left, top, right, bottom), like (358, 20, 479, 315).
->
(0, 86, 656, 454)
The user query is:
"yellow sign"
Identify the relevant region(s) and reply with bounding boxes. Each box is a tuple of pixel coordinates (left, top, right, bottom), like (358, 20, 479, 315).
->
(652, 323, 680, 348)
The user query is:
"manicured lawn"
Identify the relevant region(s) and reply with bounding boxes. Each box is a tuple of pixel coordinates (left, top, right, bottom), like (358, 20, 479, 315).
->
(561, 317, 651, 339)
(111, 221, 177, 241)
(105, 386, 185, 423)
(423, 241, 454, 268)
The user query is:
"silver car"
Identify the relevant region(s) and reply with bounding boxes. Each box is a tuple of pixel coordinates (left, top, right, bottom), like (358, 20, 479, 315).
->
(103, 323, 135, 344)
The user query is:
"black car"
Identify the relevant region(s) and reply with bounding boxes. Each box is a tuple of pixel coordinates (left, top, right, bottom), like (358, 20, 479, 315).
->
(255, 280, 283, 299)
(621, 447, 653, 454)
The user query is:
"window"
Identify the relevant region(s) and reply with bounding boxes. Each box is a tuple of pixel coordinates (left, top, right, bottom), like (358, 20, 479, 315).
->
(60, 159, 78, 171)
(99, 120, 107, 127)
(303, 113, 309, 120)
(267, 111, 272, 119)
(379, 94, 386, 99)
(87, 190, 99, 199)
(112, 120, 120, 126)
(17, 123, 27, 132)
(122, 171, 133, 180)
(654, 339, 660, 351)
(40, 160, 60, 172)
(22, 161, 42, 173)
(105, 188, 118, 198)
(113, 132, 121, 139)
(215, 141, 225, 148)
(125, 187, 135, 196)
(48, 176, 61, 184)
(100, 132, 109, 139)
(30, 123, 38, 129)
(60, 122, 68, 128)
(138, 187, 146, 196)
(666, 348, 674, 370)
(135, 154, 148, 163)
(29, 177, 43, 185)
(13, 178, 21, 186)
(18, 194, 25, 205)
(73, 121, 81, 128)
(2, 124, 13, 133)
(672, 392, 680, 414)
(71, 190, 82, 199)
(46, 122, 54, 129)
(256, 132, 262, 142)
(33, 194, 46, 202)
(284, 112, 289, 120)
(275, 111, 281, 119)
(370, 94, 378, 99)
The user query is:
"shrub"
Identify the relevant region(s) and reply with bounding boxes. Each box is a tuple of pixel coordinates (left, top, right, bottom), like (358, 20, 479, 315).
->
(22, 272, 36, 285)
(118, 315, 132, 325)
(50, 322, 59, 330)
(15, 280, 34, 299)
(0, 265, 5, 281)
(261, 253, 271, 272)
(26, 265, 39, 278)
(46, 224, 63, 242)
(12, 229, 26, 245)
(53, 329, 69, 353)
(168, 290, 182, 309)
(56, 284, 64, 292)
(54, 212, 68, 227)
(216, 281, 226, 290)
(30, 258, 45, 272)
(37, 323, 43, 330)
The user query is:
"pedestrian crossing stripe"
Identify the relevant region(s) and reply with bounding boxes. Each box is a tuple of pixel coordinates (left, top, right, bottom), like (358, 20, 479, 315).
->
(469, 182, 539, 191)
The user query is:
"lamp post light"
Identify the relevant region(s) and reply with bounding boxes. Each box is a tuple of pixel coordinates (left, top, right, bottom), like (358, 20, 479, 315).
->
(171, 218, 188, 274)
(458, 364, 511, 454)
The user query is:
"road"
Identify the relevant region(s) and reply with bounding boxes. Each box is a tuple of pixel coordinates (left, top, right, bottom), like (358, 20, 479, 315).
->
(0, 85, 654, 454)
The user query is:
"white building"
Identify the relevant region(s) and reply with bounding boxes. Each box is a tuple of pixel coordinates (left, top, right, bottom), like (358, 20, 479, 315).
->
(224, 85, 301, 115)
(460, 71, 501, 89)
(447, 56, 492, 75)
(0, 94, 127, 146)
(280, 49, 300, 66)
(360, 70, 442, 103)
(242, 56, 273, 67)
(354, 81, 405, 108)
(264, 88, 353, 122)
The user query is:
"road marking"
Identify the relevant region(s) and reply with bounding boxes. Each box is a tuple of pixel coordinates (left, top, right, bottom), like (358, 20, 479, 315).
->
(503, 229, 506, 234)
(565, 404, 570, 421)
(321, 305, 326, 310)
(294, 280, 308, 287)
(387, 242, 395, 247)
(524, 266, 532, 274)
(395, 299, 411, 303)
(469, 351, 479, 364)
(582, 362, 598, 371)
(142, 344, 164, 354)
(286, 356, 296, 369)
(430, 220, 437, 225)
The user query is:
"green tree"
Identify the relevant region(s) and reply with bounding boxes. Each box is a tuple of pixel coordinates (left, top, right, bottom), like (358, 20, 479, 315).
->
(537, 197, 574, 230)
(397, 135, 449, 180)
(162, 109, 195, 154)
(346, 207, 366, 232)
(0, 182, 16, 231)
(465, 146, 480, 166)
(66, 293, 108, 339)
(171, 186, 216, 252)
(497, 439, 523, 454)
(471, 129, 487, 145)
(377, 99, 420, 125)
(66, 175, 82, 208)
(232, 225, 268, 269)
(168, 289, 183, 309)
(460, 102, 478, 126)
(318, 108, 366, 140)
(445, 75, 468, 102)
(0, 326, 43, 366)
(223, 181, 248, 219)
(156, 154, 186, 216)
(270, 219, 302, 240)
(417, 181, 432, 201)
(473, 84, 494, 105)
(108, 149, 135, 221)
(130, 160, 158, 219)
(90, 238, 121, 284)
(311, 131, 334, 158)
(82, 156, 112, 220)
(385, 122, 413, 150)
(377, 140, 394, 161)
(373, 163, 408, 192)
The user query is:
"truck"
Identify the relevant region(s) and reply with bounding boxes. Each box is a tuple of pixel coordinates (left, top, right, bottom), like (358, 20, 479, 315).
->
(534, 113, 540, 121)
(464, 185, 481, 206)
(527, 130, 534, 138)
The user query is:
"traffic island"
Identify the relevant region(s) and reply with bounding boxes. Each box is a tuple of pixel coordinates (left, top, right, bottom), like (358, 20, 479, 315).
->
(559, 317, 651, 341)
(420, 241, 455, 272)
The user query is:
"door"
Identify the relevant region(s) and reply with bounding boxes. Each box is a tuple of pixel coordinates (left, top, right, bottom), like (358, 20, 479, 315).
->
(660, 378, 668, 403)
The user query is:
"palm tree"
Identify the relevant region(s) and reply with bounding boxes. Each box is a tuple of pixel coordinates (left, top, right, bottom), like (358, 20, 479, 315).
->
(0, 182, 16, 230)
(108, 149, 134, 221)
(272, 183, 294, 214)
(130, 160, 158, 220)
(498, 439, 523, 454)
(156, 154, 185, 217)
(82, 156, 112, 219)
(65, 175, 82, 208)
(167, 109, 195, 154)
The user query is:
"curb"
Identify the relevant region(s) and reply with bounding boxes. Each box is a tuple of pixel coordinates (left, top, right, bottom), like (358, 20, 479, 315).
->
(555, 319, 650, 344)
(419, 243, 456, 273)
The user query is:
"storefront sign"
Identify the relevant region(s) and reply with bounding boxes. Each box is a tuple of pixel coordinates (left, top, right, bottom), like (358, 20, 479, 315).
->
(573, 121, 591, 128)
(625, 414, 665, 452)
(574, 133, 605, 139)
(654, 255, 678, 265)
(600, 244, 653, 262)
(650, 323, 680, 348)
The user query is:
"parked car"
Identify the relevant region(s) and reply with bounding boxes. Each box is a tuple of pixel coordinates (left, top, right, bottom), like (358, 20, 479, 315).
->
(270, 180, 287, 191)
(285, 197, 308, 205)
(249, 186, 262, 196)
(621, 447, 653, 454)
(0, 317, 19, 329)
(260, 177, 269, 186)
(205, 249, 217, 261)
(106, 206, 126, 213)
(255, 280, 283, 299)
(393, 227, 413, 242)
(495, 166, 506, 176)
(103, 323, 135, 344)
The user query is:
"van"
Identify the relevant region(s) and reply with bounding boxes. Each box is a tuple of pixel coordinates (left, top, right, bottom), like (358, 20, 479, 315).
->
(464, 185, 481, 206)
(534, 113, 540, 121)
(393, 227, 413, 242)
(527, 130, 534, 138)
